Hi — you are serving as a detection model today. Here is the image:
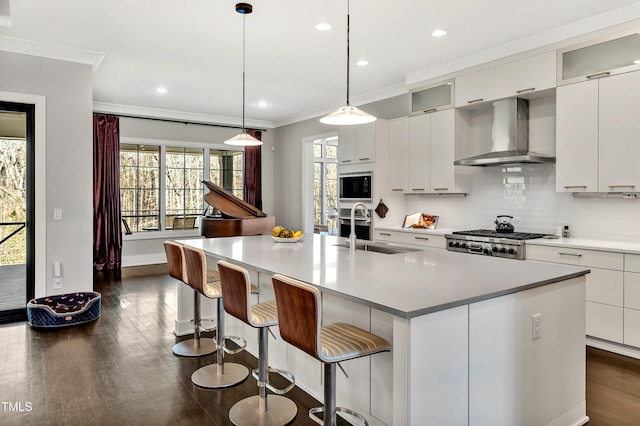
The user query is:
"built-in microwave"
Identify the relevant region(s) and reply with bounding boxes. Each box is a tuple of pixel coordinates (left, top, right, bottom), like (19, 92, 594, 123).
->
(339, 172, 372, 203)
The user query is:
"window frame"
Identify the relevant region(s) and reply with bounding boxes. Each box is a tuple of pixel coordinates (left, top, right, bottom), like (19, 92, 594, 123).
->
(313, 136, 339, 233)
(120, 137, 244, 240)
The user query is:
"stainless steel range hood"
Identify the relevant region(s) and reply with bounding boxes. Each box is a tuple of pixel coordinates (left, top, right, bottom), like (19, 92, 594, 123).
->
(454, 98, 555, 167)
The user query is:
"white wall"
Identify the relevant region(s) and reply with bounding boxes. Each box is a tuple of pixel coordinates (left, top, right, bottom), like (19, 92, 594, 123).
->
(0, 51, 93, 296)
(119, 117, 275, 266)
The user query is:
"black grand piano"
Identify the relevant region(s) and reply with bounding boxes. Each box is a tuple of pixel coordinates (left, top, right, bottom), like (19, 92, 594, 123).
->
(200, 180, 275, 238)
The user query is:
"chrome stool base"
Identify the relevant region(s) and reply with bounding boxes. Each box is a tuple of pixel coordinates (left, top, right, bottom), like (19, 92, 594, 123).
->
(172, 338, 216, 357)
(191, 362, 249, 389)
(229, 395, 297, 426)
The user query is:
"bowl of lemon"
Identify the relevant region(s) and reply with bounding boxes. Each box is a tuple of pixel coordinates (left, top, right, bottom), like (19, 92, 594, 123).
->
(271, 226, 303, 243)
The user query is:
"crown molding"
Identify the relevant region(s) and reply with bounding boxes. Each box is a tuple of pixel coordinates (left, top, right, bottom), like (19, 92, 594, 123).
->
(93, 102, 275, 129)
(0, 36, 105, 71)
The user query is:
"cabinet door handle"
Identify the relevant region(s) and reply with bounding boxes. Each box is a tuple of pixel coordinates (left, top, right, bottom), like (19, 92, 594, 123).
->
(433, 187, 448, 191)
(586, 71, 611, 79)
(414, 236, 429, 241)
(516, 87, 535, 94)
(467, 98, 484, 104)
(564, 185, 587, 189)
(391, 188, 404, 192)
(412, 188, 425, 191)
(608, 185, 635, 189)
(341, 159, 352, 163)
(379, 232, 391, 236)
(423, 108, 437, 114)
(558, 252, 582, 257)
(359, 157, 370, 161)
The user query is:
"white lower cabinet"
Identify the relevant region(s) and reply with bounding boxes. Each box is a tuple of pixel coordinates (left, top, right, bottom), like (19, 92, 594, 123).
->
(624, 308, 640, 347)
(527, 244, 629, 345)
(373, 229, 445, 249)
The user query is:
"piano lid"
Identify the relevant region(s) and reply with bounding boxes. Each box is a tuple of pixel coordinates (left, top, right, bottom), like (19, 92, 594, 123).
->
(202, 180, 267, 219)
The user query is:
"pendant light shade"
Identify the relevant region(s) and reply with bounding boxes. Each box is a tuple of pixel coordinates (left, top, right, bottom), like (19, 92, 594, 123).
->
(320, 0, 376, 126)
(224, 3, 262, 146)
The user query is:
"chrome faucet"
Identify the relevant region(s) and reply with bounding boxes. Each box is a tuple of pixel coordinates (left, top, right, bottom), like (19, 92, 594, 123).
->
(349, 202, 371, 251)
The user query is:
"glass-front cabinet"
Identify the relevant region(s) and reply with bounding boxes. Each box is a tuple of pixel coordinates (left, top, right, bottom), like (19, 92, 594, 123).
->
(410, 79, 454, 116)
(558, 31, 640, 85)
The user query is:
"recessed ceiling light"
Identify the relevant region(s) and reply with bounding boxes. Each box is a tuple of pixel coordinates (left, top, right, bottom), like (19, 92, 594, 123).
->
(431, 29, 448, 37)
(256, 101, 268, 108)
(356, 60, 369, 66)
(315, 23, 332, 31)
(156, 87, 167, 94)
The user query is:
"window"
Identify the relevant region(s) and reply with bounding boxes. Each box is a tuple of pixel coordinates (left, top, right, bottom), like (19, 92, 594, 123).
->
(119, 142, 243, 234)
(120, 144, 160, 232)
(313, 136, 338, 234)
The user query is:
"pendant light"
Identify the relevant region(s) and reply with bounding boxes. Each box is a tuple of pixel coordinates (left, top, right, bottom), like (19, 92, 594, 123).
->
(320, 0, 376, 126)
(224, 3, 262, 146)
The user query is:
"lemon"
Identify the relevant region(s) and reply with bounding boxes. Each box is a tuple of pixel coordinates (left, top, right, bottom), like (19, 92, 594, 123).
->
(293, 230, 302, 238)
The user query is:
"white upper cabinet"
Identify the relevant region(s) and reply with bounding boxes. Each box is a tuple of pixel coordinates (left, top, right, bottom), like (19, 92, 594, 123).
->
(558, 31, 640, 85)
(556, 70, 640, 193)
(455, 51, 556, 107)
(410, 79, 454, 115)
(406, 110, 470, 194)
(338, 122, 377, 165)
(388, 117, 408, 193)
(555, 80, 599, 192)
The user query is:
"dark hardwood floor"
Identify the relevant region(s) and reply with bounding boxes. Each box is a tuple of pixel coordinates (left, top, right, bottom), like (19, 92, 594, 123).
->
(0, 263, 638, 425)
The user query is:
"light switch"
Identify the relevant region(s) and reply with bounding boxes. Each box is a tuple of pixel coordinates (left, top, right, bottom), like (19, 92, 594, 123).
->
(53, 208, 62, 221)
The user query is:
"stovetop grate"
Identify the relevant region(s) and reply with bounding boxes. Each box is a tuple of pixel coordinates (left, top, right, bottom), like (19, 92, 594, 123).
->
(451, 229, 549, 241)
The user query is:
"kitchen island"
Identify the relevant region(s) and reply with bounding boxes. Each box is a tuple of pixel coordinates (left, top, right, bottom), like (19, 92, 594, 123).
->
(178, 234, 590, 426)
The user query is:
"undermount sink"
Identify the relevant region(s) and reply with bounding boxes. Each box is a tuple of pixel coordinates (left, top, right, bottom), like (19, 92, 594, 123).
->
(334, 242, 422, 254)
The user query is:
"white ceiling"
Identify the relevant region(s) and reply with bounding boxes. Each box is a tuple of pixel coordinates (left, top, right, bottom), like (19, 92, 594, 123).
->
(2, 0, 640, 128)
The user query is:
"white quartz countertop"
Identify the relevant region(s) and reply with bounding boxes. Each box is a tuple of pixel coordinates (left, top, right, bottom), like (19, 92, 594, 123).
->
(526, 237, 640, 254)
(179, 234, 588, 318)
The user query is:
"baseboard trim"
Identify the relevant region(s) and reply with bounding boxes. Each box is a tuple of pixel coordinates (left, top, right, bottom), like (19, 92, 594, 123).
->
(545, 401, 588, 426)
(587, 337, 640, 360)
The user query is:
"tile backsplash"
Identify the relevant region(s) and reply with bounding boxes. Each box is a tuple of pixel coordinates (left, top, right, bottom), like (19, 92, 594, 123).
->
(405, 163, 640, 242)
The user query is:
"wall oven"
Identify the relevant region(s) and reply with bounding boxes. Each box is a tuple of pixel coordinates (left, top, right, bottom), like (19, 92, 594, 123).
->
(338, 208, 372, 241)
(339, 172, 372, 203)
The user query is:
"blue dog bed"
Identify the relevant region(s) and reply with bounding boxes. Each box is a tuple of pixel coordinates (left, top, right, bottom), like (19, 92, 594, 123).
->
(27, 292, 101, 328)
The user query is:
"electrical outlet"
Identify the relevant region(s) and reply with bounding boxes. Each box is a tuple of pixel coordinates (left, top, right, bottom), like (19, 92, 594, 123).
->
(532, 313, 541, 340)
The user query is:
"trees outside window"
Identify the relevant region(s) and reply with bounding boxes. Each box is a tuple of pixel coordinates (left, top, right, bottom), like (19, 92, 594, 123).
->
(313, 136, 338, 234)
(120, 142, 243, 233)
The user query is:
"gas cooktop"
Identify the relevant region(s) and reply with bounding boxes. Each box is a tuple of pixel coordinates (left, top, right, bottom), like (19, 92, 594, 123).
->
(445, 230, 555, 259)
(451, 230, 550, 241)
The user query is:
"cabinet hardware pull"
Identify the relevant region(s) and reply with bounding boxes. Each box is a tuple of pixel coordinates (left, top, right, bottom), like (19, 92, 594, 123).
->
(516, 87, 535, 94)
(423, 108, 437, 114)
(433, 188, 448, 191)
(608, 185, 635, 189)
(341, 159, 352, 163)
(564, 185, 587, 189)
(379, 232, 391, 236)
(391, 188, 404, 192)
(414, 237, 429, 240)
(558, 252, 582, 257)
(586, 71, 611, 79)
(359, 157, 370, 161)
(467, 98, 484, 104)
(412, 188, 425, 191)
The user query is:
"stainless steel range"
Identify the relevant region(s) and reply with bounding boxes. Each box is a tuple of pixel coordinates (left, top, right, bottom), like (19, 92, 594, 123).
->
(445, 230, 553, 260)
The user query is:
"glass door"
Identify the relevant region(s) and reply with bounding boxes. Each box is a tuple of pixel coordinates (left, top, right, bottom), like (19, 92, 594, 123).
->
(0, 102, 35, 323)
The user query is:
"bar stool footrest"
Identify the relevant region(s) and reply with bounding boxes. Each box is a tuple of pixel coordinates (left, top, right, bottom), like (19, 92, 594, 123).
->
(309, 406, 369, 426)
(215, 335, 247, 355)
(251, 367, 295, 395)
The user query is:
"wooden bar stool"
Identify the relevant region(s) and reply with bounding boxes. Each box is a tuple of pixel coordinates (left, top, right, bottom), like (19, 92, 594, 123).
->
(163, 241, 216, 357)
(272, 274, 391, 426)
(217, 260, 297, 426)
(182, 245, 249, 389)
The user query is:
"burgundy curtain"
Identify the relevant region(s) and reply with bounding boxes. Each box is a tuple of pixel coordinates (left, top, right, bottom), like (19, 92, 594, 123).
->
(243, 129, 262, 210)
(93, 114, 122, 270)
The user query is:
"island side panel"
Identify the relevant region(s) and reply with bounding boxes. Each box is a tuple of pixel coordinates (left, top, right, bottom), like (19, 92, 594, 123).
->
(469, 276, 587, 426)
(407, 305, 469, 426)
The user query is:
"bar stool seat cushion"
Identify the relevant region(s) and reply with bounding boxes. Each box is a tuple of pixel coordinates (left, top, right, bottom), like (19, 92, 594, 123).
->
(203, 280, 259, 299)
(319, 323, 391, 363)
(206, 270, 220, 283)
(27, 292, 101, 328)
(248, 300, 278, 328)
